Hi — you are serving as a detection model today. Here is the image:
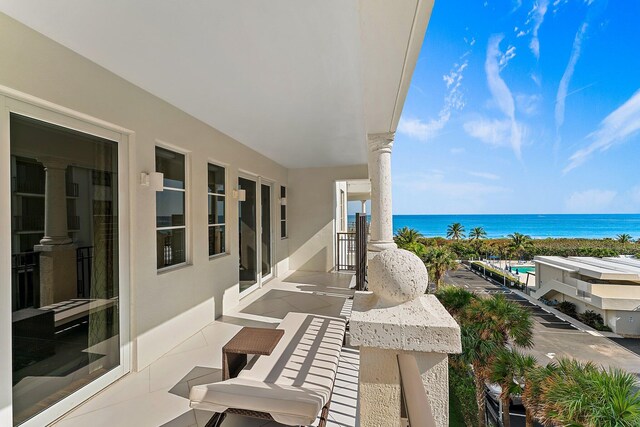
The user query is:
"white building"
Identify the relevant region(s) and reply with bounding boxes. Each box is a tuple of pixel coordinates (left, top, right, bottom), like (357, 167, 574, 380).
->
(0, 2, 461, 427)
(532, 256, 640, 336)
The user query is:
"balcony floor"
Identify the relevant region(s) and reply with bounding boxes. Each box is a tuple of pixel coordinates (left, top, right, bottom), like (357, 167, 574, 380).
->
(51, 271, 359, 427)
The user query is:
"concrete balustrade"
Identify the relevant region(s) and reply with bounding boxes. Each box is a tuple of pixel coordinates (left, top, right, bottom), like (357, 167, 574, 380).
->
(351, 249, 462, 427)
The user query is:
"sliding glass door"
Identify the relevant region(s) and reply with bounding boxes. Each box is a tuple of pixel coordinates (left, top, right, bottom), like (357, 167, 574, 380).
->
(238, 176, 273, 296)
(261, 183, 273, 281)
(238, 177, 258, 294)
(1, 98, 129, 427)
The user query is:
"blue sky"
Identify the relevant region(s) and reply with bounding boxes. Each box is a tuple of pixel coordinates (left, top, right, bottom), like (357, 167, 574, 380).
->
(393, 0, 640, 214)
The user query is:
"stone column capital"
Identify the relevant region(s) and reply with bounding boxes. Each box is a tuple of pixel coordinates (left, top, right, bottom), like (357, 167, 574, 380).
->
(37, 156, 69, 170)
(367, 132, 395, 154)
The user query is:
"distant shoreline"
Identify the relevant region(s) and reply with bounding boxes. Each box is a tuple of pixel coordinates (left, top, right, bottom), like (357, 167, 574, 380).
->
(384, 213, 640, 240)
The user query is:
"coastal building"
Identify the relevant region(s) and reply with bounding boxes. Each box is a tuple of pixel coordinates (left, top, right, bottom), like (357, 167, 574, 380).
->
(532, 256, 640, 336)
(0, 2, 461, 427)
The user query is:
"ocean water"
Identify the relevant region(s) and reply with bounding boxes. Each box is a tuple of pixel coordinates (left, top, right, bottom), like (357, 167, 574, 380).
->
(389, 214, 640, 239)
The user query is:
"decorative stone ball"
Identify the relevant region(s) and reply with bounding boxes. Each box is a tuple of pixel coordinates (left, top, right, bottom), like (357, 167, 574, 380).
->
(368, 248, 428, 305)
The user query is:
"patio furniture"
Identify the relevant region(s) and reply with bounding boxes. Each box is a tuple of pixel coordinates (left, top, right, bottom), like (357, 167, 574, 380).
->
(222, 327, 285, 380)
(189, 312, 347, 427)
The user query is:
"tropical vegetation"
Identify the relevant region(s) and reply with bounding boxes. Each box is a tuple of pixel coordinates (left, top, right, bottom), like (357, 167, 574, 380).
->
(436, 286, 640, 427)
(447, 222, 466, 240)
(436, 286, 533, 427)
(423, 247, 458, 290)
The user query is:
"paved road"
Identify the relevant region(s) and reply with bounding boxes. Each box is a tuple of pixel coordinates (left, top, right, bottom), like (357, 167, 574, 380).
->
(444, 267, 640, 375)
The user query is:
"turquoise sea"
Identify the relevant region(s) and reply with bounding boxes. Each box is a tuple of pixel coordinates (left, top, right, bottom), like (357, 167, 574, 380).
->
(391, 214, 640, 239)
(347, 214, 640, 239)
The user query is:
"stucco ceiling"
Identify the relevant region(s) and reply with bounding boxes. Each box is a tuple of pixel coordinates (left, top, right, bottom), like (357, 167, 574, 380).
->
(0, 0, 433, 168)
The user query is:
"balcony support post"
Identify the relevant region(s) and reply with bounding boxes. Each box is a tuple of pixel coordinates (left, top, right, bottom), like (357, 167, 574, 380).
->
(351, 249, 462, 427)
(367, 132, 396, 253)
(34, 157, 76, 306)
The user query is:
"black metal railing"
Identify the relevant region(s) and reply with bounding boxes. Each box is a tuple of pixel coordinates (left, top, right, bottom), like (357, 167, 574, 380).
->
(68, 215, 80, 230)
(336, 232, 356, 271)
(13, 215, 45, 232)
(11, 252, 40, 310)
(66, 182, 79, 197)
(355, 213, 368, 291)
(76, 246, 93, 298)
(13, 176, 45, 194)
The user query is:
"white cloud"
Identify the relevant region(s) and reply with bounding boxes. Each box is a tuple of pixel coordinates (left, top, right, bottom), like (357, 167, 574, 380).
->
(482, 34, 523, 158)
(564, 89, 640, 173)
(464, 118, 512, 147)
(529, 0, 549, 59)
(398, 113, 451, 141)
(499, 46, 517, 70)
(565, 189, 616, 213)
(398, 58, 469, 141)
(516, 93, 542, 116)
(468, 171, 501, 180)
(555, 22, 589, 133)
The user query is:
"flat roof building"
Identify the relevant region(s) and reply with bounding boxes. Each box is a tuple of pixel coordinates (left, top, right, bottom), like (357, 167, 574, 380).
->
(532, 256, 640, 336)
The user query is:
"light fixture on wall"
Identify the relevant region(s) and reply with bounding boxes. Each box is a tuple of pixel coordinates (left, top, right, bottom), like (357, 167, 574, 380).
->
(280, 197, 287, 206)
(233, 189, 246, 201)
(140, 172, 164, 191)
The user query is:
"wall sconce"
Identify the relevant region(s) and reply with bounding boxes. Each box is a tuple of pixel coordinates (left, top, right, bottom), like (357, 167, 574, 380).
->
(280, 197, 287, 206)
(233, 189, 246, 201)
(140, 172, 164, 191)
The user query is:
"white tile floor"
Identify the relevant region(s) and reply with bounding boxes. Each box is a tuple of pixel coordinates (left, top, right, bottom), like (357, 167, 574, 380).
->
(50, 271, 359, 427)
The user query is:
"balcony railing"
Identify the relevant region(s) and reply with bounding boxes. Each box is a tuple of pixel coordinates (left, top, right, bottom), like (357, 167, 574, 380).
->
(13, 215, 44, 232)
(11, 251, 40, 310)
(13, 177, 44, 194)
(68, 215, 80, 230)
(398, 353, 436, 427)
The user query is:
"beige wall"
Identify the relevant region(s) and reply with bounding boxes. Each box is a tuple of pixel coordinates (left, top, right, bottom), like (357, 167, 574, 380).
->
(0, 13, 291, 369)
(288, 165, 368, 272)
(535, 264, 564, 288)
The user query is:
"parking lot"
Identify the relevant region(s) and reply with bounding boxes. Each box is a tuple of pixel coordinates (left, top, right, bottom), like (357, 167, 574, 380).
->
(444, 267, 640, 374)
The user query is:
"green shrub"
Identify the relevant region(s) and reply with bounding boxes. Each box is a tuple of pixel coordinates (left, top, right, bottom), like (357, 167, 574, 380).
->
(449, 365, 478, 427)
(556, 301, 577, 317)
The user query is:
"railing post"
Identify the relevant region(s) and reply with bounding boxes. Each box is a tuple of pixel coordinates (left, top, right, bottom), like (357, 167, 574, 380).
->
(351, 249, 462, 427)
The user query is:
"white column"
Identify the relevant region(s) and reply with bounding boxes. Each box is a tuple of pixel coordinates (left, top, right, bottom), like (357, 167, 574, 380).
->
(367, 132, 396, 252)
(361, 200, 367, 215)
(35, 157, 76, 306)
(38, 157, 71, 245)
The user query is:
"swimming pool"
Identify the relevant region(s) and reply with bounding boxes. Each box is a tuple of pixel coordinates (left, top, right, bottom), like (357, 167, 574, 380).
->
(511, 266, 535, 274)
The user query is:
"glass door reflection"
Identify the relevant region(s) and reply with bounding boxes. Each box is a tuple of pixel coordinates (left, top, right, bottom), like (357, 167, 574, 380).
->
(261, 183, 272, 280)
(238, 177, 257, 293)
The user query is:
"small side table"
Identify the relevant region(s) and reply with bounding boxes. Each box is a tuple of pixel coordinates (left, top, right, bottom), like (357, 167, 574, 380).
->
(222, 327, 285, 380)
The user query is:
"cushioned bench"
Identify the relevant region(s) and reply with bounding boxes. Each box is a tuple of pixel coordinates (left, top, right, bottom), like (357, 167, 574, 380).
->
(190, 312, 346, 426)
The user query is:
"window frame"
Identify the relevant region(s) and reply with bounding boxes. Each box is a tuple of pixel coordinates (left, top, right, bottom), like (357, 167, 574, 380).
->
(0, 89, 133, 427)
(155, 144, 190, 272)
(207, 161, 228, 259)
(280, 185, 287, 239)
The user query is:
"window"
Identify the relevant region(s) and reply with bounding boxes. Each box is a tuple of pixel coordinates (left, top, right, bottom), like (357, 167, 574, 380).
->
(156, 147, 187, 269)
(9, 114, 120, 425)
(280, 185, 287, 239)
(208, 163, 226, 256)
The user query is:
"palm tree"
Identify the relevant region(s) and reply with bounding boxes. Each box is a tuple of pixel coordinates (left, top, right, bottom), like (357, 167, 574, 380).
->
(490, 349, 538, 427)
(434, 285, 476, 318)
(521, 363, 554, 427)
(447, 222, 466, 240)
(459, 295, 534, 427)
(508, 232, 533, 260)
(422, 247, 458, 290)
(469, 226, 488, 241)
(394, 226, 423, 247)
(617, 233, 633, 251)
(540, 358, 640, 427)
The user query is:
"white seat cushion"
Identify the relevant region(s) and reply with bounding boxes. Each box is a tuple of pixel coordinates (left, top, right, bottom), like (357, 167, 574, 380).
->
(189, 313, 346, 425)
